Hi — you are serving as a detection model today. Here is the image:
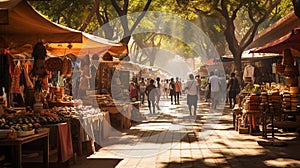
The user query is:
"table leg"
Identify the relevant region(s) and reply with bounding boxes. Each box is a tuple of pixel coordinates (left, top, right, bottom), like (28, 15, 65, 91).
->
(233, 112, 236, 127)
(16, 144, 22, 168)
(43, 136, 49, 168)
(78, 126, 83, 156)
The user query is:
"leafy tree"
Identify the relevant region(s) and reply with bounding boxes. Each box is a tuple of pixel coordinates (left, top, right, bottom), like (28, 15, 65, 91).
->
(30, 0, 293, 69)
(30, 0, 153, 44)
(29, 0, 92, 29)
(177, 0, 293, 77)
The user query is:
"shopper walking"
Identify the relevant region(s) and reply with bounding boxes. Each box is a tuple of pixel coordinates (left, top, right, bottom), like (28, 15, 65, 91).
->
(169, 78, 176, 105)
(184, 74, 199, 116)
(209, 71, 221, 109)
(163, 79, 169, 98)
(156, 77, 162, 110)
(139, 78, 146, 104)
(227, 72, 240, 108)
(129, 82, 137, 101)
(175, 77, 182, 104)
(219, 72, 227, 103)
(203, 76, 210, 102)
(145, 79, 157, 114)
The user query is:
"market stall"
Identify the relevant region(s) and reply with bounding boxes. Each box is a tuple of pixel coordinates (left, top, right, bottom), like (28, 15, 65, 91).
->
(0, 0, 82, 48)
(91, 59, 144, 130)
(0, 1, 143, 167)
(0, 0, 126, 166)
(233, 78, 300, 135)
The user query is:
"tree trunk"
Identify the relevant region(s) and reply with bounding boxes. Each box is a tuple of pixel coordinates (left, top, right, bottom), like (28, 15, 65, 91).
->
(121, 36, 131, 44)
(79, 0, 101, 31)
(233, 52, 243, 86)
(293, 0, 300, 19)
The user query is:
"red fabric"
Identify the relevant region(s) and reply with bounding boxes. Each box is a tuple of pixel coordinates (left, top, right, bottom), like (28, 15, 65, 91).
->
(11, 65, 21, 93)
(175, 82, 181, 92)
(130, 84, 137, 98)
(57, 123, 73, 163)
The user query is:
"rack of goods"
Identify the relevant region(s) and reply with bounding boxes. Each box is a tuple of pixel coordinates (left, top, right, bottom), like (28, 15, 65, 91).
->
(235, 81, 300, 135)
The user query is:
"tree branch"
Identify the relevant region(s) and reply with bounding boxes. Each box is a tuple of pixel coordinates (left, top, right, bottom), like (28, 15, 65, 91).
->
(111, 0, 130, 40)
(129, 0, 153, 34)
(241, 0, 281, 49)
(232, 2, 244, 20)
(123, 0, 129, 14)
(111, 0, 123, 15)
(220, 0, 229, 19)
(257, 0, 281, 23)
(79, 0, 100, 31)
(95, 10, 104, 26)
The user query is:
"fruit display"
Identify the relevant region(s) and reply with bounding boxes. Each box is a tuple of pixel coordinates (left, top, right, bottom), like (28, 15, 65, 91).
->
(0, 108, 70, 132)
(0, 115, 41, 131)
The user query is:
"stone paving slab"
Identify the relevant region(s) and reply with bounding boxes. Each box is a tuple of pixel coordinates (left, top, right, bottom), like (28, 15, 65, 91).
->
(71, 97, 300, 168)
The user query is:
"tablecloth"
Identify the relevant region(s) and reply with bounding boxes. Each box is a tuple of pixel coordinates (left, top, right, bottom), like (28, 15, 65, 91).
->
(79, 112, 111, 144)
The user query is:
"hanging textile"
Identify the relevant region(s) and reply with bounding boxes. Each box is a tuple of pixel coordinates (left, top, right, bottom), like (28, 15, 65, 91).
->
(11, 63, 21, 94)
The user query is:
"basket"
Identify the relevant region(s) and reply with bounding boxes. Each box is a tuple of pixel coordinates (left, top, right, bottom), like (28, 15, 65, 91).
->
(16, 129, 35, 137)
(45, 57, 63, 72)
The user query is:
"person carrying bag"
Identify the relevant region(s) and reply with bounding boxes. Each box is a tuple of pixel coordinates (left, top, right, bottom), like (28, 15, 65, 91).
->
(184, 74, 199, 116)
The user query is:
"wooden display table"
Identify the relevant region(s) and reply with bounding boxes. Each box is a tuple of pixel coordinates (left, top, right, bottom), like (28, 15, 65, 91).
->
(42, 122, 73, 163)
(100, 103, 132, 129)
(71, 112, 111, 155)
(0, 130, 49, 168)
(243, 109, 261, 134)
(48, 101, 75, 108)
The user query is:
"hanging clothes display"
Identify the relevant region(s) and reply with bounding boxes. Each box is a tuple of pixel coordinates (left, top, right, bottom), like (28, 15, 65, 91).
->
(80, 64, 91, 78)
(243, 64, 255, 83)
(19, 62, 26, 101)
(11, 62, 21, 94)
(79, 75, 89, 98)
(90, 65, 97, 90)
(61, 58, 72, 77)
(23, 60, 34, 88)
(11, 61, 24, 106)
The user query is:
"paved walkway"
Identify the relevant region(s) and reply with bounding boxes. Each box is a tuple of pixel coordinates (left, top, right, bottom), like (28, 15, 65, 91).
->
(72, 95, 300, 168)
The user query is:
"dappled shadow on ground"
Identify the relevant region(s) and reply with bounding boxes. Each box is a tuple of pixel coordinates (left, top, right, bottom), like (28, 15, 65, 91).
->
(117, 104, 236, 144)
(161, 154, 300, 168)
(89, 99, 300, 168)
(70, 158, 123, 168)
(121, 113, 225, 143)
(160, 140, 300, 168)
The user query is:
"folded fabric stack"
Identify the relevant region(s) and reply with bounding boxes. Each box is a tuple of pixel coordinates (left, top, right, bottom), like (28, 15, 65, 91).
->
(282, 92, 299, 112)
(243, 94, 260, 111)
(261, 92, 268, 103)
(268, 90, 281, 111)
